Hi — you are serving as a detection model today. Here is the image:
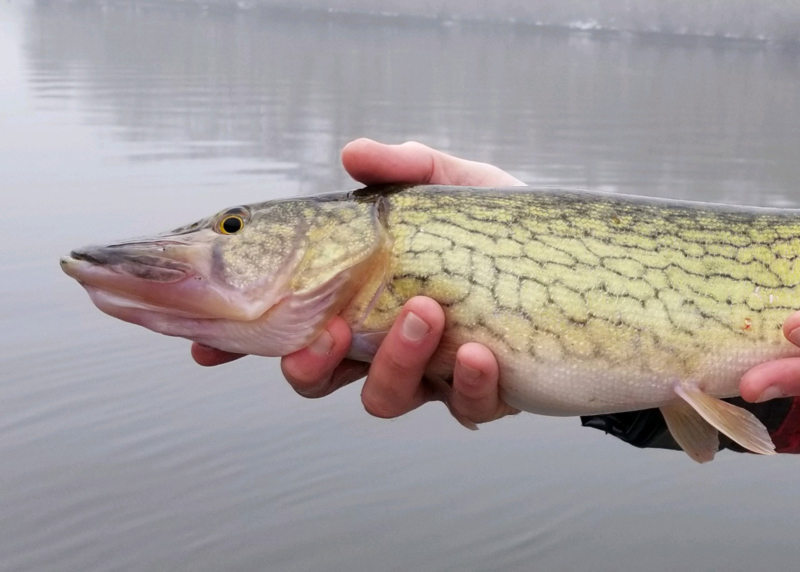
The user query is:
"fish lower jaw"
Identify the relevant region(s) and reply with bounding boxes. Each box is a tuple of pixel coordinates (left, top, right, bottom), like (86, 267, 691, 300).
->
(82, 288, 249, 352)
(81, 269, 363, 358)
(85, 287, 212, 320)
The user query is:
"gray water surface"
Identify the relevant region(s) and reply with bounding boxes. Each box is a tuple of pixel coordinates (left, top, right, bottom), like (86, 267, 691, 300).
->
(2, 2, 800, 571)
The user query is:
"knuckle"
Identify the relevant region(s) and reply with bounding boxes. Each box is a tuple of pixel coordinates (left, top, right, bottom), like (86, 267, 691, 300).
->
(400, 140, 426, 150)
(282, 363, 331, 399)
(450, 392, 505, 425)
(361, 391, 401, 419)
(383, 346, 414, 375)
(455, 380, 488, 400)
(450, 398, 483, 422)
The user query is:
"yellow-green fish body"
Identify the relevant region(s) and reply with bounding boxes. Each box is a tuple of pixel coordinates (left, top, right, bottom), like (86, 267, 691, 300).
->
(345, 187, 800, 419)
(62, 185, 800, 461)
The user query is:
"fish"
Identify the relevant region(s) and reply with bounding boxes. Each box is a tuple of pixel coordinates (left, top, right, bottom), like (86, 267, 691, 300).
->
(61, 185, 800, 462)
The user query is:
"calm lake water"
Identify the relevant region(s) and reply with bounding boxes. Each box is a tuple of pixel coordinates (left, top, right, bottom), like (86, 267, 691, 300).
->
(2, 2, 800, 571)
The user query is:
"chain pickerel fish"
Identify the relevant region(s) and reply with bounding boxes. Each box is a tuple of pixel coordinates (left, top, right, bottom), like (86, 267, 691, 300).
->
(61, 185, 800, 462)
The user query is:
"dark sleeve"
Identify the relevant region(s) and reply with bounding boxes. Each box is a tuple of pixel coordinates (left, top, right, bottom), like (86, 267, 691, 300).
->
(580, 397, 800, 453)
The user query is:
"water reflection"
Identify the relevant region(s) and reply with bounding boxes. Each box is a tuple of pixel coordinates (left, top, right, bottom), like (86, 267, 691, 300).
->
(24, 1, 800, 201)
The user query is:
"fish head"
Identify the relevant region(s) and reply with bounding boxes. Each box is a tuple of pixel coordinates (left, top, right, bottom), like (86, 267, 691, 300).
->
(61, 193, 389, 356)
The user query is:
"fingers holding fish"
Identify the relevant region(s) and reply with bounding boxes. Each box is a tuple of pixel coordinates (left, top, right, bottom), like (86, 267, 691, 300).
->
(739, 311, 800, 402)
(451, 343, 519, 424)
(361, 297, 445, 419)
(341, 138, 525, 187)
(783, 310, 800, 347)
(288, 359, 370, 399)
(280, 316, 355, 398)
(740, 358, 800, 402)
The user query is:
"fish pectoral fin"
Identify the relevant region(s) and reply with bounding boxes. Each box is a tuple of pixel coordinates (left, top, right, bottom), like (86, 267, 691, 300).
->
(660, 401, 719, 463)
(673, 384, 776, 457)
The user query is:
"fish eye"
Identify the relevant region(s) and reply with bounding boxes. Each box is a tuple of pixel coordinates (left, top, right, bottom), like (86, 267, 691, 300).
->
(214, 207, 250, 235)
(219, 215, 244, 235)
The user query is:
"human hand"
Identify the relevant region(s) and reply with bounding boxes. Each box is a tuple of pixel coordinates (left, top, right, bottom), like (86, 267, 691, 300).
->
(740, 312, 800, 402)
(192, 138, 523, 425)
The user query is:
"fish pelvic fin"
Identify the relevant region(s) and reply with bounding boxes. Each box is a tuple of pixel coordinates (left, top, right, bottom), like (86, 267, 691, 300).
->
(660, 401, 719, 463)
(673, 384, 776, 457)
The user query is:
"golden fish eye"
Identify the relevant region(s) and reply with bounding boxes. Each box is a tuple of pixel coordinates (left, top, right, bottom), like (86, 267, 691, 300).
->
(219, 215, 245, 235)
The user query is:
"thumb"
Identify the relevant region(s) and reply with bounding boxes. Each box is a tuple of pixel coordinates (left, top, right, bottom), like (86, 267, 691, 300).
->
(740, 358, 800, 402)
(341, 138, 524, 187)
(740, 311, 800, 402)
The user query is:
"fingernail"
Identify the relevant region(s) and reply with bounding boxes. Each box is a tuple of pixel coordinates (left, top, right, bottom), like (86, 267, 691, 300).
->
(457, 361, 481, 385)
(755, 386, 786, 403)
(309, 331, 334, 356)
(788, 327, 800, 346)
(401, 311, 430, 342)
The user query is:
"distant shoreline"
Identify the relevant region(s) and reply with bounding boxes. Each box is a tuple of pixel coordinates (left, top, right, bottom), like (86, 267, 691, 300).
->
(59, 0, 800, 45)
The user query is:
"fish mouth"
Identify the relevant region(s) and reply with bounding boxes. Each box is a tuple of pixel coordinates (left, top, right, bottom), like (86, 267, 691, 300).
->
(65, 243, 194, 283)
(61, 237, 224, 316)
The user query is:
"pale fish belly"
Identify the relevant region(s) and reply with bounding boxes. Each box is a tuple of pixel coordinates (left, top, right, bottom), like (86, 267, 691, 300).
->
(497, 341, 800, 416)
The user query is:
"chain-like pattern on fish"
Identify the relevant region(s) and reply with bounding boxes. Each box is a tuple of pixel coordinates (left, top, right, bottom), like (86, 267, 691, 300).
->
(358, 187, 800, 380)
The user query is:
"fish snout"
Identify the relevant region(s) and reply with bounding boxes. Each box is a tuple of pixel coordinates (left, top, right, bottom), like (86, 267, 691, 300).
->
(64, 243, 194, 284)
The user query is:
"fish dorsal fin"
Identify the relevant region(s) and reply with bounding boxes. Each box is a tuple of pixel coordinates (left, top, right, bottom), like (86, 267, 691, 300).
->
(673, 384, 776, 457)
(661, 401, 719, 463)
